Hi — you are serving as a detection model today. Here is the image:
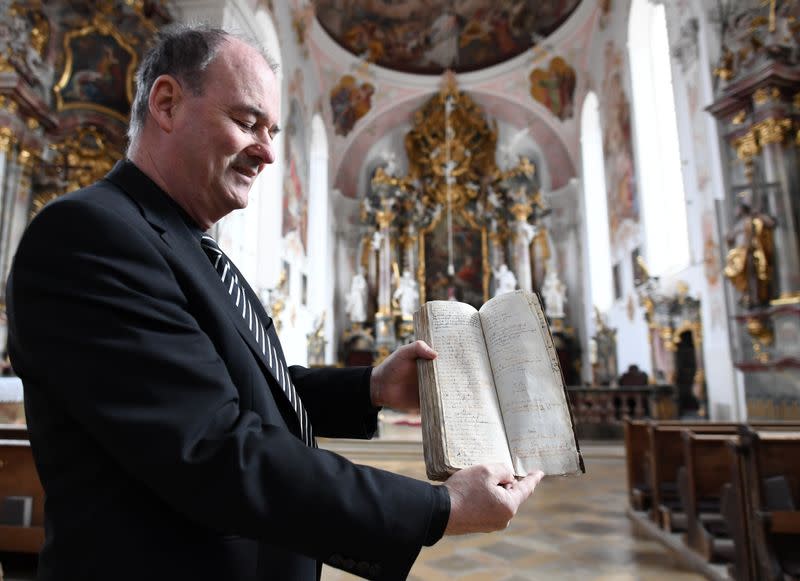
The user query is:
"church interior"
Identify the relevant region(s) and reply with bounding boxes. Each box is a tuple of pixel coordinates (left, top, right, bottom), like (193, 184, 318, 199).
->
(0, 0, 799, 579)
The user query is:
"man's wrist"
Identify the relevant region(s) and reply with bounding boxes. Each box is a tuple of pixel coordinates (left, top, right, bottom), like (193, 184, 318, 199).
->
(424, 485, 451, 546)
(369, 368, 383, 408)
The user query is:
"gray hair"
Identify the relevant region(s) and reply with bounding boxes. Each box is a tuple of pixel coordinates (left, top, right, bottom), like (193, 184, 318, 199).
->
(126, 23, 278, 154)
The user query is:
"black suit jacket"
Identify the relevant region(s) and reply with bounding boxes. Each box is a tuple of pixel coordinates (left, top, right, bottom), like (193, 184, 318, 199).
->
(7, 161, 447, 581)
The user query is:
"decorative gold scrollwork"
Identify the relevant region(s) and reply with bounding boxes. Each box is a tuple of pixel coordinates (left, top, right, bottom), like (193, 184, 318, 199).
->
(735, 130, 760, 161)
(734, 129, 760, 179)
(753, 117, 793, 145)
(0, 127, 15, 153)
(0, 96, 19, 114)
(405, 72, 498, 214)
(745, 316, 773, 363)
(753, 87, 781, 105)
(30, 126, 122, 219)
(732, 109, 748, 125)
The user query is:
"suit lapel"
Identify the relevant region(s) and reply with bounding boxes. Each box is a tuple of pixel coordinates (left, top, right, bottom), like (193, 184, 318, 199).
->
(104, 161, 289, 403)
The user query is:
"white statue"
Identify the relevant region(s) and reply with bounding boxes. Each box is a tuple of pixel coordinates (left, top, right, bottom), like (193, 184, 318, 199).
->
(345, 269, 368, 324)
(370, 230, 383, 252)
(493, 263, 517, 297)
(393, 269, 419, 318)
(486, 188, 501, 209)
(541, 267, 567, 318)
(519, 221, 536, 245)
(589, 337, 598, 366)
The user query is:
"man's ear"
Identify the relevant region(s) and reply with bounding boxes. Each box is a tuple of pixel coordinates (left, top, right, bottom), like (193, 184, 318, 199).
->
(148, 75, 183, 133)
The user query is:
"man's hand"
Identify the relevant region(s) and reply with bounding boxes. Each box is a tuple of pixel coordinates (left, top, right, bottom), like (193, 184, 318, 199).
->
(441, 464, 544, 535)
(370, 340, 436, 410)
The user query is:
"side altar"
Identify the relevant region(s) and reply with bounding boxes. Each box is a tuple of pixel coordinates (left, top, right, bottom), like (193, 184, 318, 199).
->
(340, 75, 576, 381)
(706, 0, 800, 420)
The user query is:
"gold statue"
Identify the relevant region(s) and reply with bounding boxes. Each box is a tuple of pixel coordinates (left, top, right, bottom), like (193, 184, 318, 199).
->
(307, 312, 327, 366)
(269, 269, 289, 332)
(723, 200, 776, 307)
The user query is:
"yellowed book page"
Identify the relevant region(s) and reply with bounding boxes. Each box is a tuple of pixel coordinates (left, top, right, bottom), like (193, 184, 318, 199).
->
(479, 290, 580, 476)
(428, 301, 513, 471)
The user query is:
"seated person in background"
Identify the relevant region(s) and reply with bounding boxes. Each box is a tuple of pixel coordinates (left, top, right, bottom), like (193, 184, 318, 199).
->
(618, 364, 649, 386)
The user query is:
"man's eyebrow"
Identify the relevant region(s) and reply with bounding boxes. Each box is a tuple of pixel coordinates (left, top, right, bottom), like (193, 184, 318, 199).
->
(230, 105, 280, 133)
(231, 104, 269, 122)
(231, 105, 281, 136)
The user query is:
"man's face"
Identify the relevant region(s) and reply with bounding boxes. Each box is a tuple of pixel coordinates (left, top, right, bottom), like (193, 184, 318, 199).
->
(171, 39, 280, 224)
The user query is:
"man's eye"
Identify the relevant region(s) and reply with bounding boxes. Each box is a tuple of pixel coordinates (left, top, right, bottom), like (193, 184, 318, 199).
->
(235, 119, 254, 130)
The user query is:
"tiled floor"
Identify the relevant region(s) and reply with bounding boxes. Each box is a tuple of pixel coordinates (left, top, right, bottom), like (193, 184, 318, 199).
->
(322, 453, 705, 581)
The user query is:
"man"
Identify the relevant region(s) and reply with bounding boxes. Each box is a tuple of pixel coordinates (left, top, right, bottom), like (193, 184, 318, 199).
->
(6, 25, 543, 581)
(617, 364, 648, 387)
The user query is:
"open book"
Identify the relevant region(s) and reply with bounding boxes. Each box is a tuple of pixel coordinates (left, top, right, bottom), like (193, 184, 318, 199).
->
(413, 290, 584, 481)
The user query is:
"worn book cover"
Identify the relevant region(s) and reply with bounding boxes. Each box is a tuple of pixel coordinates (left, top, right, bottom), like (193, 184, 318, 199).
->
(414, 289, 584, 481)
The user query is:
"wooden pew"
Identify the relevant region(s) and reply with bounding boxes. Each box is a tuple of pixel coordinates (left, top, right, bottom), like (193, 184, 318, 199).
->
(624, 419, 651, 511)
(624, 419, 732, 513)
(740, 429, 800, 581)
(648, 422, 800, 532)
(0, 438, 45, 553)
(0, 424, 28, 440)
(647, 422, 743, 531)
(679, 433, 737, 563)
(626, 421, 800, 579)
(724, 436, 760, 581)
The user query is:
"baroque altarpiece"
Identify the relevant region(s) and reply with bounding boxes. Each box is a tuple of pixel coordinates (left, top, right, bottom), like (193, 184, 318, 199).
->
(0, 1, 171, 366)
(707, 0, 800, 419)
(344, 75, 574, 380)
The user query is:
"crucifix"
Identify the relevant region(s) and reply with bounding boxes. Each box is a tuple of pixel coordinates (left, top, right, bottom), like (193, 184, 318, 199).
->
(761, 0, 777, 32)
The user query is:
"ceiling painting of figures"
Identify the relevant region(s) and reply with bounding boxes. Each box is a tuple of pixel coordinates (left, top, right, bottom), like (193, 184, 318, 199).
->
(313, 0, 582, 74)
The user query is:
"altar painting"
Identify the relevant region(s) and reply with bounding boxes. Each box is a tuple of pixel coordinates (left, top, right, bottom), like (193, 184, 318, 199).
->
(55, 26, 137, 122)
(425, 212, 485, 309)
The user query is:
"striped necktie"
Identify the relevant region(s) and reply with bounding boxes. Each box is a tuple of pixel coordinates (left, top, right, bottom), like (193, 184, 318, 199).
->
(200, 234, 315, 447)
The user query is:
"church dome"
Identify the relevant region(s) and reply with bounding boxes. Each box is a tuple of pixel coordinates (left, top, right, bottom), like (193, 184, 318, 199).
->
(312, 0, 583, 75)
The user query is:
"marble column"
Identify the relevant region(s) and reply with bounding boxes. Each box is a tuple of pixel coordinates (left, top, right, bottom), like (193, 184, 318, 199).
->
(759, 129, 800, 297)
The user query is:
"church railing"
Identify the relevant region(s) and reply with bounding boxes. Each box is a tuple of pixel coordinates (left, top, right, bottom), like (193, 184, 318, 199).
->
(567, 385, 678, 439)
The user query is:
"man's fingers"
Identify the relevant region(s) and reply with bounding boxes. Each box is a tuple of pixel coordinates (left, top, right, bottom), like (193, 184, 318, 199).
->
(411, 340, 437, 360)
(484, 463, 517, 486)
(507, 470, 545, 502)
(444, 466, 545, 535)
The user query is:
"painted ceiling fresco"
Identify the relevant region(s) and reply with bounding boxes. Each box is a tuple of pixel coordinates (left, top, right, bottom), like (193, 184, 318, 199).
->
(313, 0, 582, 74)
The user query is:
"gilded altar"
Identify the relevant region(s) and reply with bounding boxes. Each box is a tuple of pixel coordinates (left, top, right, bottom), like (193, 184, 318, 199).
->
(347, 74, 568, 360)
(706, 0, 800, 419)
(0, 1, 171, 354)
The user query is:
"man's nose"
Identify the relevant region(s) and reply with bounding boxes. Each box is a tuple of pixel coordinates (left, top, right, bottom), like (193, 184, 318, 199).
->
(246, 140, 275, 167)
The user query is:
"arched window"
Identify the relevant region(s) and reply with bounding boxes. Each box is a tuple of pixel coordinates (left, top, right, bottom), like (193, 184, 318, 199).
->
(628, 0, 690, 276)
(580, 92, 613, 313)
